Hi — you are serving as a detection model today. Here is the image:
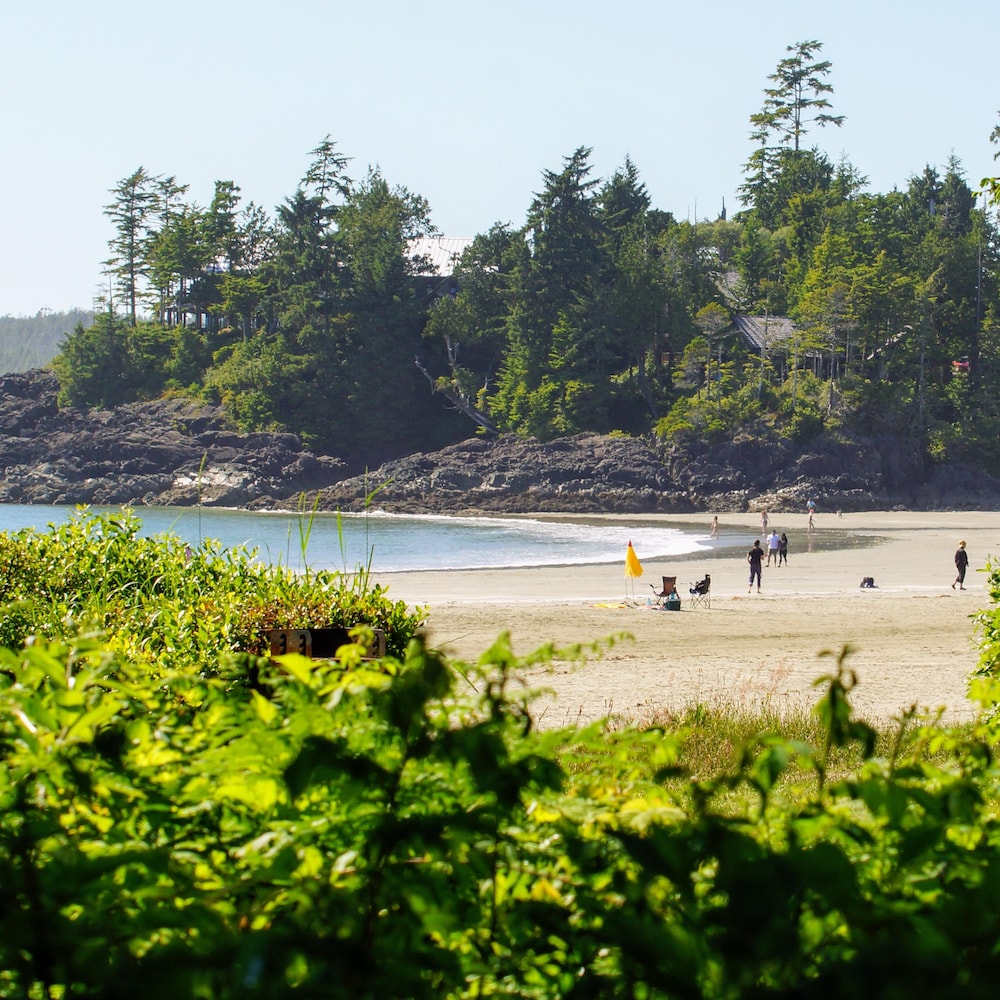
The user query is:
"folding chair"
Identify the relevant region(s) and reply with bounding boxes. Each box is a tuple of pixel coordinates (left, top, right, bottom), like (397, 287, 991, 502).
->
(688, 573, 711, 609)
(650, 575, 678, 607)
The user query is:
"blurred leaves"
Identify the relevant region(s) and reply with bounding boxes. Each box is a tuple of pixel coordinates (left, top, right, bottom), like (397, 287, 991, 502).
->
(2, 516, 1000, 995)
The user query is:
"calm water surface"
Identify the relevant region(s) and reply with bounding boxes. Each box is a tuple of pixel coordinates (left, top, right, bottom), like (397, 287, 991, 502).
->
(0, 504, 723, 574)
(0, 504, 874, 573)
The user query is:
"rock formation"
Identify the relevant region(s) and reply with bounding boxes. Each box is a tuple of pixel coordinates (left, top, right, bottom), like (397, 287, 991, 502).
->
(311, 429, 998, 514)
(0, 370, 344, 507)
(0, 369, 997, 513)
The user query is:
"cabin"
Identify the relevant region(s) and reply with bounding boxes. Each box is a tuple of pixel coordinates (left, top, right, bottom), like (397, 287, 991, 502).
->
(734, 314, 833, 379)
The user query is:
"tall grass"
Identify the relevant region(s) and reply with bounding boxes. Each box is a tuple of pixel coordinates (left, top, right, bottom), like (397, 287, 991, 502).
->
(600, 651, 977, 813)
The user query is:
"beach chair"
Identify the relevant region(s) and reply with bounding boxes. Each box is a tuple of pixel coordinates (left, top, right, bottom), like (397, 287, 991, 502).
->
(688, 573, 711, 609)
(650, 575, 678, 607)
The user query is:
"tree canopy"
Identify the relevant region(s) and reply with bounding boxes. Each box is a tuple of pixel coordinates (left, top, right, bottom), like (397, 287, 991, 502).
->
(48, 48, 1000, 473)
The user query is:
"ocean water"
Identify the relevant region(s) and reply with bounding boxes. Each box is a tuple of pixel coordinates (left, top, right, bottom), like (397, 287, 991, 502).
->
(0, 504, 716, 574)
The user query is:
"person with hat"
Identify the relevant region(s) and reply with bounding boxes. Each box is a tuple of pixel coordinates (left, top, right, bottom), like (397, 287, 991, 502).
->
(953, 540, 969, 590)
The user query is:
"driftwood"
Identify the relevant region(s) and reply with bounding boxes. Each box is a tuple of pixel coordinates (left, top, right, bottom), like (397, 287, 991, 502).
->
(414, 337, 497, 435)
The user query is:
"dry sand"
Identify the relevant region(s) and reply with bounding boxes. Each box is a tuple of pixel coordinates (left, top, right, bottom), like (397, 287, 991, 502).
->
(375, 511, 1000, 730)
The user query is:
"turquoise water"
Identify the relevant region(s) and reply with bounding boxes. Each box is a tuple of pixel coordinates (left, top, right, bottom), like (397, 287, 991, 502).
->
(0, 504, 718, 573)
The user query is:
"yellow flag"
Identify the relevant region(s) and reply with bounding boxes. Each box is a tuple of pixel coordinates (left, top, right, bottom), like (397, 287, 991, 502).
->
(625, 541, 643, 578)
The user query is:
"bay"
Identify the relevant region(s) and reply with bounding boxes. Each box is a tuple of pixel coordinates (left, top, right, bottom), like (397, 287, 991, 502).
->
(0, 504, 716, 574)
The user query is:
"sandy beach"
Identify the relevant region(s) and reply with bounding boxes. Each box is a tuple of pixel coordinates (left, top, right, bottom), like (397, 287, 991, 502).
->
(374, 511, 1000, 730)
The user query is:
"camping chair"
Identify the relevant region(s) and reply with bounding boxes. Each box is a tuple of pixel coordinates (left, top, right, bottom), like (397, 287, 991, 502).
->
(650, 575, 678, 607)
(688, 573, 711, 609)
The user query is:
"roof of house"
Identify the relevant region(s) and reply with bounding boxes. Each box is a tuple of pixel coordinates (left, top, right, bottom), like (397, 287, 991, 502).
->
(408, 236, 474, 276)
(734, 314, 797, 352)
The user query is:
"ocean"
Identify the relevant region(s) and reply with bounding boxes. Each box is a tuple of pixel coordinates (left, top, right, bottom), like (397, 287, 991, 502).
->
(0, 504, 719, 574)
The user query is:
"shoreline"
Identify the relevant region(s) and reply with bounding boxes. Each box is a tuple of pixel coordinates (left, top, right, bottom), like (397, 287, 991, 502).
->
(376, 511, 1000, 730)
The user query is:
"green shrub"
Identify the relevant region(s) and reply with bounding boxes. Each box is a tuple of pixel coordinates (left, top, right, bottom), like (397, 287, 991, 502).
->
(3, 632, 1000, 998)
(0, 509, 423, 672)
(5, 514, 1000, 997)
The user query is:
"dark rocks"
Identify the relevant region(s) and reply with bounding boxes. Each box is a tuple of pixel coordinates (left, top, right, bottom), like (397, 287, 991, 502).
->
(312, 430, 1000, 514)
(0, 369, 998, 513)
(0, 370, 346, 507)
(311, 434, 686, 514)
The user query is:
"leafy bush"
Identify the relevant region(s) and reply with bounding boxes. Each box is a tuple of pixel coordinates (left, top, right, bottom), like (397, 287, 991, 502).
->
(973, 557, 1000, 687)
(0, 509, 423, 671)
(4, 629, 1000, 997)
(5, 513, 1000, 996)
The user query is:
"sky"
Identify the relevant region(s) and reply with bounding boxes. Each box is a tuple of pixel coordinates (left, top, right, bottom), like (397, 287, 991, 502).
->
(2, 0, 999, 317)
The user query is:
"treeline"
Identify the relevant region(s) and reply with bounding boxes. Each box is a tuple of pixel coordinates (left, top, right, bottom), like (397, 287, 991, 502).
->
(52, 41, 1000, 470)
(0, 309, 91, 374)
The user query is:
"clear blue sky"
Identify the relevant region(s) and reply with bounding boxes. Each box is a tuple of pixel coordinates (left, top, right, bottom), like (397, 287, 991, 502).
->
(2, 0, 997, 316)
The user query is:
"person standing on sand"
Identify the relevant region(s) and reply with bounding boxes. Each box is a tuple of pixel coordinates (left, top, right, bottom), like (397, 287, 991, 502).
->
(710, 515, 719, 538)
(747, 540, 764, 593)
(766, 529, 780, 566)
(779, 532, 788, 565)
(953, 540, 969, 590)
(760, 510, 769, 534)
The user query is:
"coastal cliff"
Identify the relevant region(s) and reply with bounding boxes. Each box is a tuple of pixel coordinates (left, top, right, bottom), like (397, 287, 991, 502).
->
(0, 369, 997, 513)
(310, 430, 997, 514)
(0, 370, 345, 507)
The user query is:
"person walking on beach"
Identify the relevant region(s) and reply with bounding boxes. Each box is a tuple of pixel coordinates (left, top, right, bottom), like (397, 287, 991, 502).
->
(766, 529, 780, 566)
(779, 532, 788, 566)
(760, 510, 769, 534)
(710, 515, 719, 538)
(747, 540, 764, 593)
(953, 540, 969, 590)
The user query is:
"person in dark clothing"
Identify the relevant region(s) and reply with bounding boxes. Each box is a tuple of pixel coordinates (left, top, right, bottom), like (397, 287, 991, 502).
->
(953, 540, 969, 590)
(747, 540, 764, 593)
(779, 533, 788, 566)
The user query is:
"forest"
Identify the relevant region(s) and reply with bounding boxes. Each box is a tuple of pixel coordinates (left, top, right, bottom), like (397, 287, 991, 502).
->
(0, 310, 91, 374)
(50, 41, 1000, 473)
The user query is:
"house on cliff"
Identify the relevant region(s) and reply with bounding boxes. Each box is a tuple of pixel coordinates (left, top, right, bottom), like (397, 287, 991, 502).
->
(734, 314, 833, 379)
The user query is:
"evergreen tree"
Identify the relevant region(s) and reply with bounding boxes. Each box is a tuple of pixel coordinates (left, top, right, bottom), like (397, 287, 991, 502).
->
(741, 40, 844, 228)
(749, 39, 844, 153)
(596, 161, 671, 421)
(419, 224, 519, 434)
(733, 214, 777, 310)
(207, 140, 351, 445)
(335, 168, 437, 457)
(694, 303, 731, 399)
(493, 147, 605, 435)
(52, 313, 132, 407)
(104, 167, 159, 326)
(146, 175, 190, 324)
(216, 202, 275, 339)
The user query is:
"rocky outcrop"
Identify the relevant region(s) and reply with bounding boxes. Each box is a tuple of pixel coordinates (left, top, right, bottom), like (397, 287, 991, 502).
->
(311, 435, 683, 514)
(310, 430, 1000, 514)
(1, 369, 998, 512)
(0, 370, 345, 506)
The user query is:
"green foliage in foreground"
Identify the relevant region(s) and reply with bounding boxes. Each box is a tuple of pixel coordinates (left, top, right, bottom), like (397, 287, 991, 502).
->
(974, 557, 1000, 691)
(4, 515, 1000, 996)
(4, 637, 1000, 999)
(0, 508, 422, 671)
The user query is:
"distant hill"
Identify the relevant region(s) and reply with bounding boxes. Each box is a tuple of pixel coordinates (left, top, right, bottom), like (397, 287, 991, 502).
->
(0, 309, 92, 374)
